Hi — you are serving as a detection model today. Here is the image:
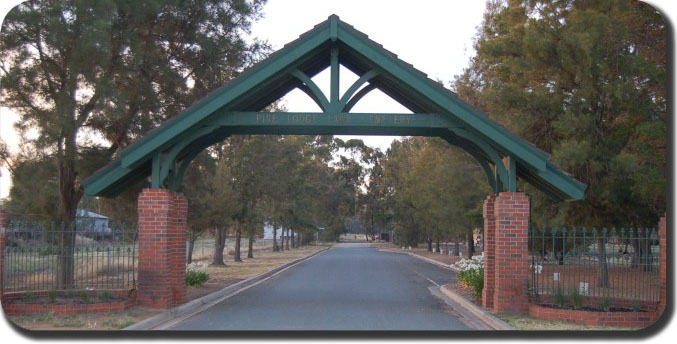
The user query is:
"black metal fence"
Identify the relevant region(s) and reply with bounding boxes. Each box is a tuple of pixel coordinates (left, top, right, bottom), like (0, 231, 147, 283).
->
(529, 227, 661, 301)
(2, 220, 138, 292)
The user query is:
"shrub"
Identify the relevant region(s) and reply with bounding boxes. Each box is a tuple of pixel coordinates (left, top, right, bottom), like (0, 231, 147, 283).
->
(599, 297, 612, 312)
(47, 290, 58, 303)
(570, 288, 583, 310)
(551, 288, 567, 308)
(631, 301, 642, 312)
(23, 291, 36, 303)
(186, 270, 210, 287)
(79, 291, 90, 303)
(457, 268, 484, 301)
(98, 291, 112, 301)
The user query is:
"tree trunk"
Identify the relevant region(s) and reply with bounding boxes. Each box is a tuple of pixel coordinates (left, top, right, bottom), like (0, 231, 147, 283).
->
(466, 232, 474, 259)
(186, 240, 194, 264)
(597, 237, 610, 288)
(234, 220, 242, 262)
(272, 224, 279, 252)
(56, 129, 84, 289)
(291, 230, 296, 249)
(186, 230, 197, 264)
(212, 226, 227, 266)
(57, 223, 76, 289)
(427, 237, 432, 252)
(454, 237, 460, 256)
(280, 228, 285, 251)
(247, 233, 254, 258)
(435, 240, 440, 253)
(285, 229, 290, 250)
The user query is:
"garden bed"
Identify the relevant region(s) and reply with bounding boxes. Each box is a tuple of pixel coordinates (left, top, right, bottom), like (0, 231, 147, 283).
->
(1, 290, 136, 316)
(528, 303, 659, 328)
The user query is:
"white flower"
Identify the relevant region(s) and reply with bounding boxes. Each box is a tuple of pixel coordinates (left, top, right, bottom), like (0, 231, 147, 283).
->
(452, 255, 485, 271)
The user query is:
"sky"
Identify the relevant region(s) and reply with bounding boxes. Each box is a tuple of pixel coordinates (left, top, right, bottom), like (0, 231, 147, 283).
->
(0, 1, 676, 343)
(0, 0, 489, 199)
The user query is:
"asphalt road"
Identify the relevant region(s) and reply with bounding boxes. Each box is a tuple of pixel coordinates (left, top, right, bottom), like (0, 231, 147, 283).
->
(170, 244, 470, 330)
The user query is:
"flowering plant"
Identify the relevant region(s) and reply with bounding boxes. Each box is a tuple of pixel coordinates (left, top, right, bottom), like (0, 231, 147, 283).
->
(452, 253, 484, 271)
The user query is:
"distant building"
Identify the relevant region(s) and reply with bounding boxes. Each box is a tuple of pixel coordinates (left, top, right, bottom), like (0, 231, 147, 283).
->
(262, 222, 294, 240)
(75, 209, 111, 233)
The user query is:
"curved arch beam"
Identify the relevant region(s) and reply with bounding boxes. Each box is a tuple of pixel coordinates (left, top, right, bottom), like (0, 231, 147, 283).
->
(342, 83, 377, 113)
(291, 69, 330, 112)
(339, 70, 379, 112)
(441, 134, 498, 193)
(448, 128, 510, 191)
(297, 84, 329, 112)
(169, 131, 232, 191)
(159, 125, 219, 187)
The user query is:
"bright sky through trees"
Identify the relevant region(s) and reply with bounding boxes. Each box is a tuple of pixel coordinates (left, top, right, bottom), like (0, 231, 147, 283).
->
(0, 0, 488, 198)
(0, 0, 674, 202)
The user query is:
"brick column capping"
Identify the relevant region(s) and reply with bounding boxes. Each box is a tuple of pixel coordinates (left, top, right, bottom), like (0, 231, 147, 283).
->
(0, 208, 6, 298)
(137, 188, 188, 308)
(492, 192, 530, 314)
(482, 194, 496, 309)
(658, 214, 666, 315)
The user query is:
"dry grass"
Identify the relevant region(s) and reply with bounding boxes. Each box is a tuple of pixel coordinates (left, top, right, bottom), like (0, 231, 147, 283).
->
(530, 263, 660, 301)
(194, 244, 330, 282)
(377, 243, 465, 266)
(496, 313, 639, 331)
(6, 255, 137, 291)
(9, 307, 162, 331)
(11, 244, 330, 331)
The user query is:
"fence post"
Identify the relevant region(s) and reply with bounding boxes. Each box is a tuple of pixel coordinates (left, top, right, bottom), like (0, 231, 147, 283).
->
(482, 194, 496, 309)
(492, 192, 530, 314)
(658, 214, 667, 315)
(137, 188, 187, 308)
(0, 207, 6, 298)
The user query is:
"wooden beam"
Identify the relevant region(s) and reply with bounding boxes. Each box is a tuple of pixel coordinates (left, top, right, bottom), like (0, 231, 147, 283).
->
(339, 70, 379, 112)
(292, 69, 330, 112)
(330, 46, 340, 109)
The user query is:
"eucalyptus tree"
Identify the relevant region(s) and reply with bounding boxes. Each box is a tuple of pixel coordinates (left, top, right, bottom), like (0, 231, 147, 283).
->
(0, 0, 268, 286)
(454, 0, 666, 286)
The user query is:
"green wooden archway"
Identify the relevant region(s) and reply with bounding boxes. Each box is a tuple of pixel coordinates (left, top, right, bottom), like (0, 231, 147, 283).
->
(83, 15, 585, 201)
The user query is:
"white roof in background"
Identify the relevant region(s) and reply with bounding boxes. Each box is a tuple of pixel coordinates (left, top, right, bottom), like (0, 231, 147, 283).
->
(76, 209, 108, 219)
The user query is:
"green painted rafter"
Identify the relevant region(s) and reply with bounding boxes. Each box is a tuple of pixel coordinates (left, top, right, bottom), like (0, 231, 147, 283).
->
(82, 15, 586, 202)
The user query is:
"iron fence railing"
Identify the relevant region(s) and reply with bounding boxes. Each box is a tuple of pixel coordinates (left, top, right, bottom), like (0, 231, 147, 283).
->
(2, 220, 138, 293)
(529, 227, 660, 301)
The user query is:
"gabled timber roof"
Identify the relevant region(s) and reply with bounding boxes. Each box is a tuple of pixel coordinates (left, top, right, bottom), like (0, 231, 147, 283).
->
(83, 15, 586, 201)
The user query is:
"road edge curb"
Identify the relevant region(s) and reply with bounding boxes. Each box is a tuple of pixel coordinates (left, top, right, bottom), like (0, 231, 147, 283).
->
(439, 284, 514, 330)
(124, 246, 330, 330)
(377, 248, 462, 272)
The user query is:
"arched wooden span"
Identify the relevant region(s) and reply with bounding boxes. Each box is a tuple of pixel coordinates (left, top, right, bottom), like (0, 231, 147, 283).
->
(83, 15, 585, 201)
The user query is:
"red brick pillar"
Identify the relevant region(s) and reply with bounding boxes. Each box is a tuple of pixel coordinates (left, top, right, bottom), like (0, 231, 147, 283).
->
(137, 188, 187, 308)
(492, 192, 530, 314)
(170, 193, 188, 305)
(658, 214, 666, 315)
(482, 194, 496, 309)
(0, 208, 6, 298)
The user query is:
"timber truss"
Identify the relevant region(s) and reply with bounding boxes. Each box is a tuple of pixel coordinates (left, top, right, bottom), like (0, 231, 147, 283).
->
(84, 15, 585, 201)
